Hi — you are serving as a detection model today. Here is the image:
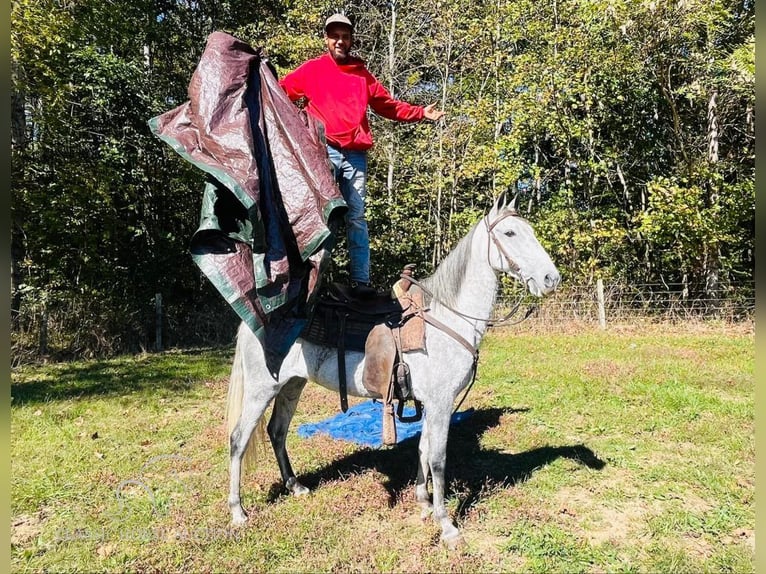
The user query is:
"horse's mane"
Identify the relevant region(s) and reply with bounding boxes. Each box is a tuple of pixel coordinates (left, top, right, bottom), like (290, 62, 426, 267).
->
(420, 223, 479, 308)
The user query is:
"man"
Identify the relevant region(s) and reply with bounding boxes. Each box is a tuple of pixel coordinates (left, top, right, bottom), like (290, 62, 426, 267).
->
(279, 13, 445, 297)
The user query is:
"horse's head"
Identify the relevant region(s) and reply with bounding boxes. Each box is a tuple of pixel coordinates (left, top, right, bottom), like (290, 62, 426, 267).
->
(484, 193, 561, 297)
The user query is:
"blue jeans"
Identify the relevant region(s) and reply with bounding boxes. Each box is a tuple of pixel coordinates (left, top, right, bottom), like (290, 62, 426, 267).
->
(326, 145, 370, 284)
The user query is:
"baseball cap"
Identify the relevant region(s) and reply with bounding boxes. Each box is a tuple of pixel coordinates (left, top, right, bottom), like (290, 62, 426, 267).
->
(324, 13, 353, 32)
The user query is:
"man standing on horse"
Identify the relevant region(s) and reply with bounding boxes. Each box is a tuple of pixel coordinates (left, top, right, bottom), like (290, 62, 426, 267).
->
(279, 13, 446, 298)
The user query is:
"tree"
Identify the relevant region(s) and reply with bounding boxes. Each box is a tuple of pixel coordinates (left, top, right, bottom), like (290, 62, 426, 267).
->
(11, 0, 754, 360)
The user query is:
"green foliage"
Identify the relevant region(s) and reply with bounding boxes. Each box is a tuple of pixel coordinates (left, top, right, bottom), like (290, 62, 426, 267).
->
(11, 0, 754, 359)
(635, 173, 754, 283)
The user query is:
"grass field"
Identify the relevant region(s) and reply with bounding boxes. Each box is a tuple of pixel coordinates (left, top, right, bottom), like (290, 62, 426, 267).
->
(11, 324, 754, 573)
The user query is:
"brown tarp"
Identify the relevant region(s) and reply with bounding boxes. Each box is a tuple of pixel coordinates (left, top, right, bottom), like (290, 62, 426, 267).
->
(148, 31, 346, 375)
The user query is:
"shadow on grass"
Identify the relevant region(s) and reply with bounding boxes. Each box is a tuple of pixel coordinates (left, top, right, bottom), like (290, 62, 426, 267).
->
(268, 407, 605, 512)
(11, 346, 234, 405)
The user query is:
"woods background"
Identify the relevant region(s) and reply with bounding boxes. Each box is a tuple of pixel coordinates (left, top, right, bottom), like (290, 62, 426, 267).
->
(11, 0, 755, 362)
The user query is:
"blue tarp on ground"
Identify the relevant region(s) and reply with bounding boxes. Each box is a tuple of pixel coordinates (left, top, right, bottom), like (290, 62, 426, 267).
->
(297, 400, 474, 448)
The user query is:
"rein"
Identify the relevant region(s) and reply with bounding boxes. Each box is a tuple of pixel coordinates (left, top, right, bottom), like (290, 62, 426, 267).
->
(403, 274, 533, 327)
(406, 274, 536, 328)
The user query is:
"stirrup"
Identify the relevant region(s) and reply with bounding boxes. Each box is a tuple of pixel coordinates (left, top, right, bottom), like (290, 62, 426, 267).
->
(396, 399, 423, 423)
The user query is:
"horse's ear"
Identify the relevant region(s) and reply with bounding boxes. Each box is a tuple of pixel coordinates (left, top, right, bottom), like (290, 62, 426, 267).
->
(508, 193, 518, 211)
(491, 192, 507, 216)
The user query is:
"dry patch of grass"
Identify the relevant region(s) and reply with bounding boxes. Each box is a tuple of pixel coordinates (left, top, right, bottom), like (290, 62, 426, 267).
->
(508, 317, 754, 337)
(553, 484, 660, 546)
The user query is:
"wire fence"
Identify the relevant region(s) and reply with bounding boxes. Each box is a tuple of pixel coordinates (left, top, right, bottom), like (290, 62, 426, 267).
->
(494, 281, 755, 329)
(12, 281, 755, 366)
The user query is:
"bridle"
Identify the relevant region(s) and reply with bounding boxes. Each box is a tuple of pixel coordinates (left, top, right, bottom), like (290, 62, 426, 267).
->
(405, 209, 537, 329)
(484, 210, 524, 277)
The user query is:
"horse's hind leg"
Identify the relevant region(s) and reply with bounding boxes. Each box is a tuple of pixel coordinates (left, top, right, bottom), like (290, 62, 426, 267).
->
(268, 376, 309, 495)
(228, 389, 276, 524)
(227, 330, 281, 525)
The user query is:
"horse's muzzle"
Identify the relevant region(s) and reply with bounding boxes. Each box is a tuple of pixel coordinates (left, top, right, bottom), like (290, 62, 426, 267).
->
(544, 272, 561, 292)
(529, 272, 560, 297)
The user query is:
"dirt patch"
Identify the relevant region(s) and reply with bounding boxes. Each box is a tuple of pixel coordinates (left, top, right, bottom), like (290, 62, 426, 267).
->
(722, 528, 755, 552)
(554, 477, 729, 553)
(680, 532, 713, 558)
(508, 319, 754, 337)
(554, 483, 660, 546)
(583, 500, 656, 545)
(202, 376, 229, 392)
(463, 530, 527, 570)
(12, 511, 46, 547)
(679, 491, 713, 514)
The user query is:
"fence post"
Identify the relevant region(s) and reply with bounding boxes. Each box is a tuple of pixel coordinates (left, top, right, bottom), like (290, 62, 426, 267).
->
(596, 279, 606, 329)
(39, 306, 48, 355)
(155, 293, 163, 352)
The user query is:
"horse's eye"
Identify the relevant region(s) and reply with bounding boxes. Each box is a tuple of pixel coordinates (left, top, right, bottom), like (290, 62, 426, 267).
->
(504, 230, 516, 237)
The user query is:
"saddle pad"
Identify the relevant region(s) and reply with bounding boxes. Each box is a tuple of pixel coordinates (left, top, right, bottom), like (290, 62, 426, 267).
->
(296, 400, 474, 448)
(301, 302, 390, 352)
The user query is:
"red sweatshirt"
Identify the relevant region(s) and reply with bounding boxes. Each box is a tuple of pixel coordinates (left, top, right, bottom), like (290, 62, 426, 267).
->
(279, 53, 425, 151)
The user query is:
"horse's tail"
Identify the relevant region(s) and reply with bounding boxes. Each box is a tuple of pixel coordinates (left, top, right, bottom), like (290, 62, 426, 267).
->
(225, 331, 266, 471)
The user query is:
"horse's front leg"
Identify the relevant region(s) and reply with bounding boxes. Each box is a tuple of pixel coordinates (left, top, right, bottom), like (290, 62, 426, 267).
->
(268, 376, 310, 496)
(415, 416, 433, 518)
(426, 405, 462, 547)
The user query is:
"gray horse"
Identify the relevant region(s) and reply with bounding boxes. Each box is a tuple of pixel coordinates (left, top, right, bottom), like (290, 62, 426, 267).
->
(225, 193, 561, 546)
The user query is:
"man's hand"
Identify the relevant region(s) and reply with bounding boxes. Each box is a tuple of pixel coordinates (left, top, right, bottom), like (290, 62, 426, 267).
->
(423, 103, 446, 121)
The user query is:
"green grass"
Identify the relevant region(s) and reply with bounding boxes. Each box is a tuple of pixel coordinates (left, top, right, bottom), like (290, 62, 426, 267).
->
(11, 326, 754, 572)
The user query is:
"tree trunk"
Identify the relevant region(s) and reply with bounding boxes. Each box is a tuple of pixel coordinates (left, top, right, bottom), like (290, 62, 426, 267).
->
(433, 25, 452, 265)
(658, 64, 691, 175)
(12, 62, 27, 149)
(385, 0, 397, 202)
(11, 62, 27, 328)
(707, 89, 719, 164)
(11, 225, 25, 329)
(705, 88, 720, 300)
(39, 306, 49, 356)
(493, 0, 501, 197)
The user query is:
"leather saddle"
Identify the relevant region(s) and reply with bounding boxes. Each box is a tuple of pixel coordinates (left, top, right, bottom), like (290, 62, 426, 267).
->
(300, 268, 426, 445)
(301, 283, 404, 353)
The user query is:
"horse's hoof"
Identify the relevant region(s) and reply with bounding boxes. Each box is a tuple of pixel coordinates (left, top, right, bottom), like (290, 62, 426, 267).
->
(292, 484, 310, 496)
(285, 477, 310, 496)
(229, 502, 249, 526)
(441, 531, 465, 550)
(440, 521, 463, 549)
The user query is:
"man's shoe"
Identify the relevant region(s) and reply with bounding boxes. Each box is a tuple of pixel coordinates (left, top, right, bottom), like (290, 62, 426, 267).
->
(350, 281, 377, 299)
